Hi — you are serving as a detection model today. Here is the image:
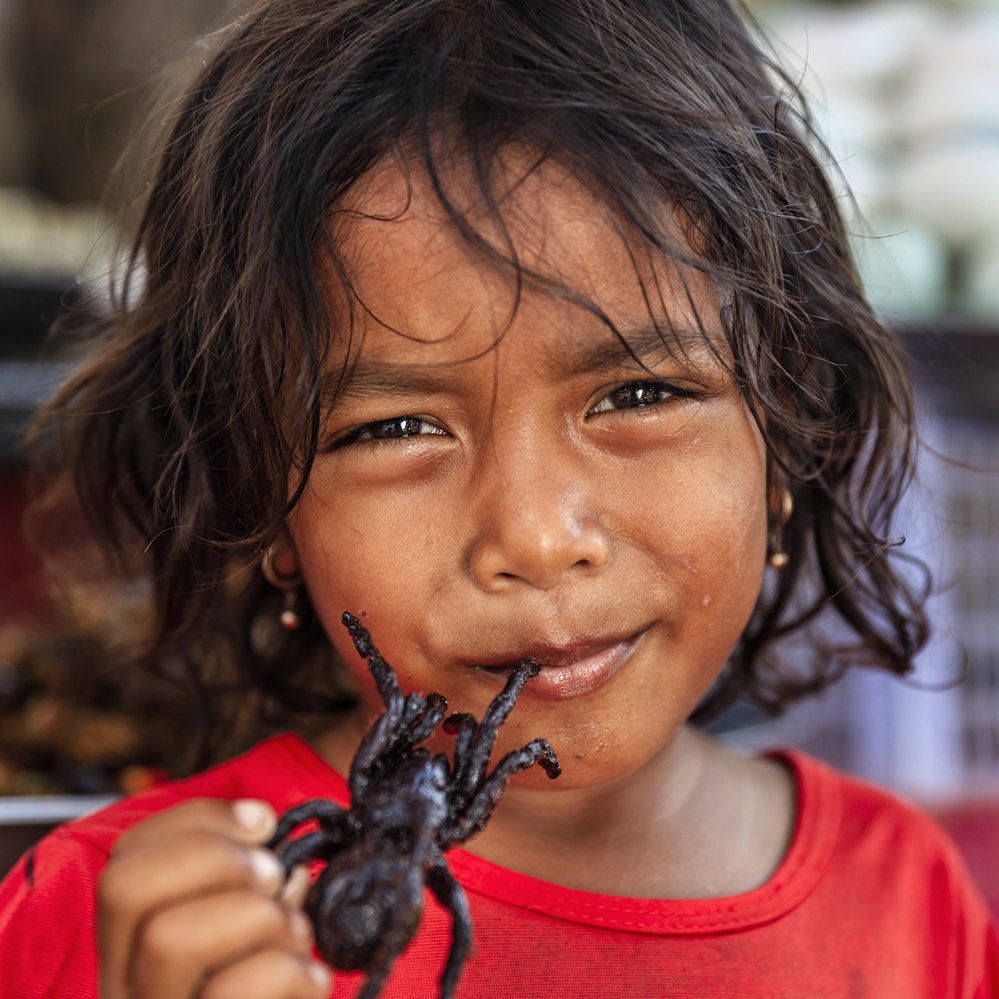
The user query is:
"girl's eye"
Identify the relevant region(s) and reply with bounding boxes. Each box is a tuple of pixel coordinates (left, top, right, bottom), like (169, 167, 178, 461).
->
(588, 379, 699, 415)
(325, 380, 698, 452)
(327, 416, 447, 450)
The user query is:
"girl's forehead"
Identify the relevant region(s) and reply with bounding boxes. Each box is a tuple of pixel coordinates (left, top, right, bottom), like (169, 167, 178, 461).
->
(324, 146, 725, 365)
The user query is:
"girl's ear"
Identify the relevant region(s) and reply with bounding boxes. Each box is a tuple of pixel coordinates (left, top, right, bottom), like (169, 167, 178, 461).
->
(261, 533, 302, 585)
(260, 536, 306, 631)
(765, 482, 794, 571)
(767, 482, 794, 528)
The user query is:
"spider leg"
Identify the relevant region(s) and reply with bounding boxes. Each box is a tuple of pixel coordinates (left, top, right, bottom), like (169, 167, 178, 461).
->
(402, 691, 448, 747)
(356, 956, 396, 999)
(446, 738, 560, 846)
(343, 612, 424, 798)
(342, 611, 405, 714)
(272, 825, 348, 874)
(389, 692, 427, 752)
(265, 799, 346, 851)
(441, 712, 477, 807)
(349, 707, 405, 799)
(456, 660, 541, 797)
(427, 862, 472, 999)
(400, 692, 424, 728)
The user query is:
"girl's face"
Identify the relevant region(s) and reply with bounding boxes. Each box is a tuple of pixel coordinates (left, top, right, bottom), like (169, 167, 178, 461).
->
(286, 151, 769, 789)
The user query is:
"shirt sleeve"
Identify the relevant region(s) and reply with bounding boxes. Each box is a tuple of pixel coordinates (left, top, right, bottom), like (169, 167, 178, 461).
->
(977, 919, 999, 999)
(937, 825, 999, 999)
(0, 828, 106, 999)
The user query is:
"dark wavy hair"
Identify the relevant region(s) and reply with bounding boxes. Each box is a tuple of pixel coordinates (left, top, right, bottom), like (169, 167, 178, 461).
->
(24, 0, 931, 772)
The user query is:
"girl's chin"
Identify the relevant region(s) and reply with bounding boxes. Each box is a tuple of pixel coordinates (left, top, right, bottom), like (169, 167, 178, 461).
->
(321, 702, 682, 797)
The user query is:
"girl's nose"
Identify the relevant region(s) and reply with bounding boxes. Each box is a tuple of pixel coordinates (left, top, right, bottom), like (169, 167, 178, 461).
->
(466, 451, 611, 593)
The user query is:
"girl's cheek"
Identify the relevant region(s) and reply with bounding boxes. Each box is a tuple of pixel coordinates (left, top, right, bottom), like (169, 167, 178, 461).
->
(648, 464, 766, 620)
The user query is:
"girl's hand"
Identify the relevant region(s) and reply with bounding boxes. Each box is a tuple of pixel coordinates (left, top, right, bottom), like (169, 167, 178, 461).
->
(97, 797, 332, 999)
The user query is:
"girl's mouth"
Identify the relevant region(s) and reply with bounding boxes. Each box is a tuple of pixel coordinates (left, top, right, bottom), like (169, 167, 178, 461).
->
(471, 628, 648, 700)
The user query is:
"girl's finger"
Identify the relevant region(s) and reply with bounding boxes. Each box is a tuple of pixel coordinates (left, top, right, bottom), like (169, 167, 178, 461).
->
(278, 865, 312, 909)
(129, 889, 317, 999)
(197, 947, 332, 999)
(99, 829, 286, 999)
(111, 798, 278, 859)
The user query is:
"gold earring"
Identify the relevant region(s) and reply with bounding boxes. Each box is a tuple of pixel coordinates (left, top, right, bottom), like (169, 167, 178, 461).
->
(767, 487, 793, 570)
(261, 543, 304, 630)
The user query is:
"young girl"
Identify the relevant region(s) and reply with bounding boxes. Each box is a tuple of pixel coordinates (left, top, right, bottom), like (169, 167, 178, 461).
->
(2, 0, 997, 996)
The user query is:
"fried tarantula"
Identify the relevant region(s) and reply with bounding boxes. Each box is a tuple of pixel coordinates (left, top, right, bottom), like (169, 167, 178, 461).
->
(266, 611, 561, 999)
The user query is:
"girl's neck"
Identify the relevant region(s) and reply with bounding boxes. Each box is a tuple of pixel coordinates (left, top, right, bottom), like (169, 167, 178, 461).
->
(466, 726, 795, 899)
(309, 718, 796, 900)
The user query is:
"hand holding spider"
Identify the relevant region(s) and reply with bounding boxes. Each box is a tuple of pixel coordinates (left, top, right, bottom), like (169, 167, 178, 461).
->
(96, 796, 331, 999)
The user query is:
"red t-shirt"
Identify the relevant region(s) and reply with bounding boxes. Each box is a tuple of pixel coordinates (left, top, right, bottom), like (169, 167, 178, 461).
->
(1, 732, 997, 998)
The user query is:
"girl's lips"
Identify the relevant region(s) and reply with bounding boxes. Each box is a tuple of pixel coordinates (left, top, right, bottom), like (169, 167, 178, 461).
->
(473, 628, 647, 700)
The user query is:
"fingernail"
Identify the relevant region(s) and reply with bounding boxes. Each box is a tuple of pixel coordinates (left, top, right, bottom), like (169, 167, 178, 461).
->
(248, 848, 283, 889)
(279, 864, 311, 906)
(307, 960, 331, 990)
(233, 799, 271, 832)
(290, 909, 312, 940)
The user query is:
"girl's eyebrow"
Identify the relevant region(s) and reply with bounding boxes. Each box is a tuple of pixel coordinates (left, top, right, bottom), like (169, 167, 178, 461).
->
(540, 321, 720, 377)
(325, 322, 719, 404)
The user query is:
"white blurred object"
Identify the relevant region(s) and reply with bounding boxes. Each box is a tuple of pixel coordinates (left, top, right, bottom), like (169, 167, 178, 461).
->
(895, 9, 999, 251)
(899, 12, 999, 136)
(0, 187, 114, 279)
(896, 145, 999, 248)
(767, 2, 938, 94)
(763, 2, 949, 317)
(761, 1, 999, 319)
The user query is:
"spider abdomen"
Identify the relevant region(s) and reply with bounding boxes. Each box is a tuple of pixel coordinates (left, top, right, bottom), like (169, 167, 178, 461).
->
(307, 843, 427, 969)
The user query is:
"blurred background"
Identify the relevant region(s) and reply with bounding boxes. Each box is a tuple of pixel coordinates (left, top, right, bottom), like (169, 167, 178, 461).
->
(0, 0, 996, 912)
